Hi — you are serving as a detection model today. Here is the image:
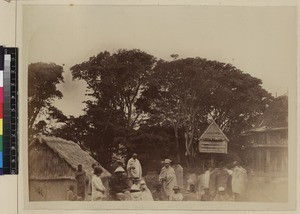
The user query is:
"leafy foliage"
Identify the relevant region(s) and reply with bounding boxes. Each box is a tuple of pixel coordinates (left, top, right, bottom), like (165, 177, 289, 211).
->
(28, 62, 64, 140)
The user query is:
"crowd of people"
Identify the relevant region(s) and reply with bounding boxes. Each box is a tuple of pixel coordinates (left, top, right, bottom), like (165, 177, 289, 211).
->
(68, 153, 248, 202)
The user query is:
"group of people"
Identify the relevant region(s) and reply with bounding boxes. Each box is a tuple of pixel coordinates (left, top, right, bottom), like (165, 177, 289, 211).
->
(184, 160, 248, 201)
(68, 153, 248, 202)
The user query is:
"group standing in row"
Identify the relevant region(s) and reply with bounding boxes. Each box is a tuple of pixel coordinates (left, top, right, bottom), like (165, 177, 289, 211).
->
(70, 153, 248, 202)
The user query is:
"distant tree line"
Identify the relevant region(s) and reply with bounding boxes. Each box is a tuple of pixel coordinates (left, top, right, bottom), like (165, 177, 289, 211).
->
(28, 49, 275, 171)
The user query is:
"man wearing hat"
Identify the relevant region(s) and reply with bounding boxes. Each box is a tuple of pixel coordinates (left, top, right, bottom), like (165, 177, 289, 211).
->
(159, 159, 178, 199)
(127, 153, 143, 181)
(130, 177, 142, 201)
(169, 185, 183, 201)
(109, 166, 129, 200)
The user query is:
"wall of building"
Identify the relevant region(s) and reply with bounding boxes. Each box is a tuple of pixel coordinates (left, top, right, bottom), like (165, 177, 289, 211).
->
(29, 179, 77, 201)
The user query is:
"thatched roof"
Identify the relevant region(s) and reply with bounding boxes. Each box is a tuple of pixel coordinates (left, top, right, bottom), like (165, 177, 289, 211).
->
(30, 135, 111, 178)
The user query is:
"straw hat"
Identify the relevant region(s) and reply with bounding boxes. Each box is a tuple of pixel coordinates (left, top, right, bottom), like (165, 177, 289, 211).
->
(114, 166, 125, 173)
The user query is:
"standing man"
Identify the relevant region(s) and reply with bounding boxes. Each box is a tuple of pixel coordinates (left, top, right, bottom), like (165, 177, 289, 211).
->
(232, 161, 248, 201)
(159, 159, 177, 199)
(216, 162, 230, 192)
(127, 153, 142, 181)
(75, 164, 87, 200)
(172, 160, 184, 190)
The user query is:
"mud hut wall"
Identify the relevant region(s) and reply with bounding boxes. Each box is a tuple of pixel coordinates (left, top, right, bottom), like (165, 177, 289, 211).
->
(29, 143, 75, 180)
(29, 179, 77, 201)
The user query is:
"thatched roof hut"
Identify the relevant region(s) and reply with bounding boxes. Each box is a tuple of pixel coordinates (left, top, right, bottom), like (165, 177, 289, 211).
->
(29, 135, 111, 179)
(29, 135, 111, 201)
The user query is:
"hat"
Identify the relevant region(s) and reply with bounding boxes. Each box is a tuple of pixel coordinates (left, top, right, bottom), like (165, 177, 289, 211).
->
(218, 187, 225, 191)
(114, 166, 125, 173)
(164, 159, 171, 164)
(173, 185, 180, 190)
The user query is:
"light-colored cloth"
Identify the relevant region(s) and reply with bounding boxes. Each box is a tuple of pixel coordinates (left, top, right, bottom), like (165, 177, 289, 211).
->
(87, 170, 94, 196)
(232, 166, 247, 194)
(141, 188, 154, 201)
(173, 164, 184, 190)
(91, 175, 105, 201)
(127, 158, 142, 178)
(130, 191, 142, 201)
(198, 173, 205, 196)
(204, 170, 210, 189)
(131, 183, 140, 191)
(159, 166, 177, 197)
(169, 192, 183, 201)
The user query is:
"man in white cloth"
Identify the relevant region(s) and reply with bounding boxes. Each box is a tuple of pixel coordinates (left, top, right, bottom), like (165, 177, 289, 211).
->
(91, 166, 106, 201)
(130, 178, 142, 201)
(127, 153, 142, 180)
(231, 161, 248, 201)
(140, 180, 154, 201)
(159, 159, 178, 199)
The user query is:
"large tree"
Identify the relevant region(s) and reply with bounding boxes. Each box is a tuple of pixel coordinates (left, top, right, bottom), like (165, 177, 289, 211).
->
(28, 62, 65, 140)
(139, 57, 273, 164)
(71, 49, 156, 128)
(69, 49, 157, 168)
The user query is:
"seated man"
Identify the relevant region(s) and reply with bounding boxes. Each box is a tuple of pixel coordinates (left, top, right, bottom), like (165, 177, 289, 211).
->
(109, 166, 129, 200)
(183, 184, 199, 201)
(169, 185, 183, 201)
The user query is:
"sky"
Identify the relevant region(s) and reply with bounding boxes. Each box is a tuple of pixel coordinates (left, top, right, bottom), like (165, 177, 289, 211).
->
(23, 5, 296, 117)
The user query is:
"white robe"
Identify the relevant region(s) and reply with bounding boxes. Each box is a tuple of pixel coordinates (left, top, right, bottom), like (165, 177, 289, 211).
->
(159, 166, 177, 197)
(91, 175, 105, 201)
(141, 187, 154, 201)
(232, 166, 247, 194)
(127, 158, 142, 178)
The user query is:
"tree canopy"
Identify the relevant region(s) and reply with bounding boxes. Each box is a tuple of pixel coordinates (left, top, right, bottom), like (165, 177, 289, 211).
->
(28, 62, 65, 140)
(34, 49, 274, 169)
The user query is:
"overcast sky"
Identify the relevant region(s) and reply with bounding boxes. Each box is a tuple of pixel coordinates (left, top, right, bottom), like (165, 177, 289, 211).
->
(24, 5, 296, 117)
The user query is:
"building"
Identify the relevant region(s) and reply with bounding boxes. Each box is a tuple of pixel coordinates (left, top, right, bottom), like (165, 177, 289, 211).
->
(242, 126, 288, 177)
(29, 135, 111, 201)
(198, 120, 229, 168)
(242, 95, 288, 177)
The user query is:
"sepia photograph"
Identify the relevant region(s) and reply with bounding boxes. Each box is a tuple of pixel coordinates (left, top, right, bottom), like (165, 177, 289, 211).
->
(22, 2, 297, 210)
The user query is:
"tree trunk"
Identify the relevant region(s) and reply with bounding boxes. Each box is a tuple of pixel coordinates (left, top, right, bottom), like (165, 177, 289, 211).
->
(174, 128, 181, 163)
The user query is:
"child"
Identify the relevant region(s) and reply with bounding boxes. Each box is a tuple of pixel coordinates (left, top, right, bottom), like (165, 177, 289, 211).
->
(169, 186, 183, 201)
(152, 184, 164, 201)
(213, 187, 231, 201)
(67, 185, 79, 201)
(183, 184, 199, 201)
(201, 188, 211, 201)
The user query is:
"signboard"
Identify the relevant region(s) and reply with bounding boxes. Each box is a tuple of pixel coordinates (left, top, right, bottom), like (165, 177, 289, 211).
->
(199, 140, 227, 154)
